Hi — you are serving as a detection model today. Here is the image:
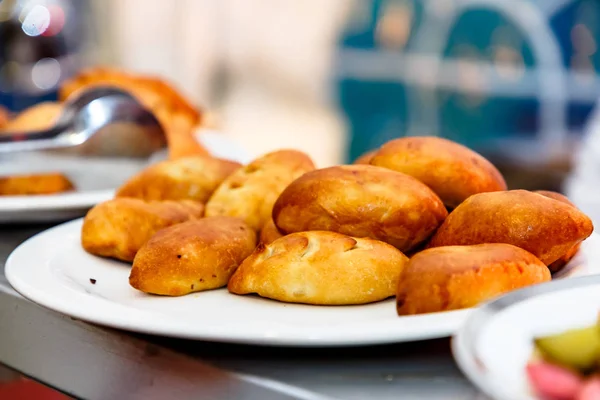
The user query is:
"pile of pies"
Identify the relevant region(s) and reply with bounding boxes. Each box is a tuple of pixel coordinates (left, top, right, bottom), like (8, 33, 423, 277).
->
(0, 66, 208, 196)
(80, 136, 594, 316)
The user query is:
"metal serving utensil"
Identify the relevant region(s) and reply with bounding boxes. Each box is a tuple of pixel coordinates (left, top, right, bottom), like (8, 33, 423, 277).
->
(0, 87, 166, 157)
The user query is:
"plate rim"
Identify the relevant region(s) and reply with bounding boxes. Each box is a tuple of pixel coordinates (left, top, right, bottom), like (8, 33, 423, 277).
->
(7, 219, 598, 347)
(6, 218, 472, 347)
(451, 274, 600, 400)
(0, 189, 115, 211)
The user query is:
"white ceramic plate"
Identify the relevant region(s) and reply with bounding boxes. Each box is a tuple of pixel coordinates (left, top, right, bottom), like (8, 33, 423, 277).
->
(0, 131, 248, 223)
(0, 152, 133, 223)
(0, 189, 116, 223)
(6, 221, 600, 348)
(452, 270, 600, 400)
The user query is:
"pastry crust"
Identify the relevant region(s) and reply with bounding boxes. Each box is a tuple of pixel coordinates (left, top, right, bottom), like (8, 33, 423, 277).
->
(130, 217, 256, 296)
(228, 231, 409, 305)
(427, 190, 594, 265)
(534, 190, 582, 273)
(272, 165, 447, 252)
(353, 149, 377, 165)
(534, 190, 573, 205)
(396, 243, 550, 315)
(259, 219, 284, 245)
(0, 173, 74, 195)
(205, 150, 315, 231)
(0, 102, 62, 132)
(370, 136, 506, 208)
(116, 156, 241, 203)
(0, 105, 10, 129)
(81, 198, 204, 262)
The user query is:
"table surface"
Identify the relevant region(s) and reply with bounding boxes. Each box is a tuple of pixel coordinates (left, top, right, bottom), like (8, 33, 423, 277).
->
(0, 223, 488, 400)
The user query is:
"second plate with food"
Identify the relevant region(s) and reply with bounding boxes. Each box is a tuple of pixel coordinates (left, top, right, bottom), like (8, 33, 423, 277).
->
(6, 219, 600, 347)
(452, 273, 600, 400)
(0, 131, 249, 223)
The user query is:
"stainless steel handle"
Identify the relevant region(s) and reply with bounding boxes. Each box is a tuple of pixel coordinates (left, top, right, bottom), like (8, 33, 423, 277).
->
(0, 125, 84, 153)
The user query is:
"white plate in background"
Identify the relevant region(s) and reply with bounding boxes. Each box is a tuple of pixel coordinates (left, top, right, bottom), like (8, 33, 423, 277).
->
(0, 131, 248, 223)
(452, 274, 600, 400)
(0, 153, 137, 223)
(6, 219, 600, 347)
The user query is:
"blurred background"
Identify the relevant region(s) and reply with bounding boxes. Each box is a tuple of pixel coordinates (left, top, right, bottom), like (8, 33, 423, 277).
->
(1, 1, 600, 397)
(1, 0, 600, 189)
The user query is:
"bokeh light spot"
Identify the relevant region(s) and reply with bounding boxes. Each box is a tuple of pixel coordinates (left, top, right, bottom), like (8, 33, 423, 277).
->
(31, 57, 61, 90)
(21, 4, 50, 37)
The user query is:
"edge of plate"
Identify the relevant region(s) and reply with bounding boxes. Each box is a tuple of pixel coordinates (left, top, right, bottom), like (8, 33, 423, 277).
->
(8, 222, 599, 347)
(5, 218, 469, 347)
(451, 274, 600, 400)
(0, 189, 115, 211)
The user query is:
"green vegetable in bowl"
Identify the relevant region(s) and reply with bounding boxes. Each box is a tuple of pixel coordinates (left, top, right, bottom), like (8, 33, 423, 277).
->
(535, 325, 600, 373)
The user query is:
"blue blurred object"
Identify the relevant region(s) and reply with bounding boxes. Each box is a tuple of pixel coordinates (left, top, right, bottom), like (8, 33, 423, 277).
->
(336, 0, 600, 164)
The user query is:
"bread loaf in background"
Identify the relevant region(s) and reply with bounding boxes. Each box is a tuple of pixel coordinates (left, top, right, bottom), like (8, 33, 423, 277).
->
(0, 173, 74, 196)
